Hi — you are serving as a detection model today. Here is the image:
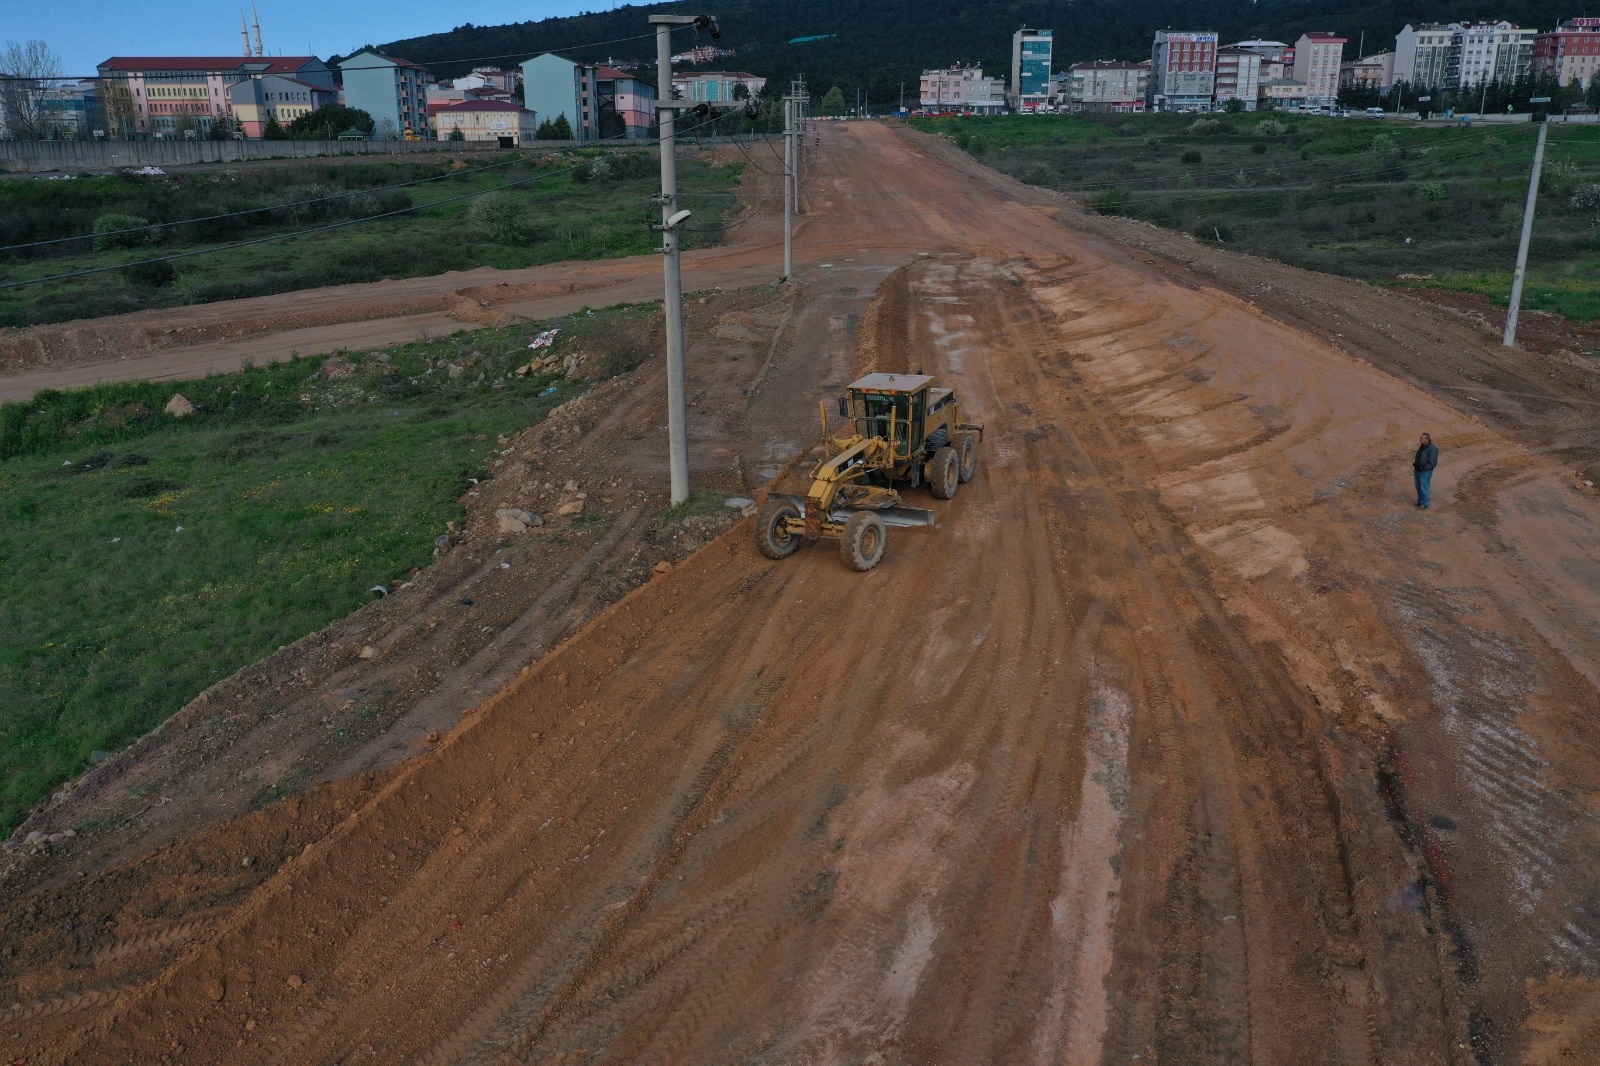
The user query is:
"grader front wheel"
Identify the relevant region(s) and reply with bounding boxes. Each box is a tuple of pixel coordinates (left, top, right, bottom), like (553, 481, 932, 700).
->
(841, 511, 886, 571)
(957, 433, 978, 483)
(755, 500, 801, 560)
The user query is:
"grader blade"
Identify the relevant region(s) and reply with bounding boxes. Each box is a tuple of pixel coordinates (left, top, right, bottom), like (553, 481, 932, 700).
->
(769, 494, 936, 530)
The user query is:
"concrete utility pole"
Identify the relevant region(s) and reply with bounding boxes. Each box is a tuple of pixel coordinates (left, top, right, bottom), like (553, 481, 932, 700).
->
(650, 12, 719, 505)
(783, 76, 807, 282)
(780, 88, 793, 278)
(1504, 118, 1550, 348)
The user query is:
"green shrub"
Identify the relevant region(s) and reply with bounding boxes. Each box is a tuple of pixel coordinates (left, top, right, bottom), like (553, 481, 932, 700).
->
(468, 192, 529, 244)
(92, 213, 151, 251)
(1021, 163, 1052, 186)
(1251, 142, 1267, 154)
(1419, 182, 1448, 202)
(1572, 183, 1600, 210)
(1188, 118, 1224, 135)
(1542, 159, 1579, 196)
(1254, 119, 1286, 137)
(1181, 149, 1202, 164)
(1094, 190, 1128, 215)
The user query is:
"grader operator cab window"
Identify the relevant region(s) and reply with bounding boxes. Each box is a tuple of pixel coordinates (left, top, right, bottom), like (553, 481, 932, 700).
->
(850, 390, 926, 456)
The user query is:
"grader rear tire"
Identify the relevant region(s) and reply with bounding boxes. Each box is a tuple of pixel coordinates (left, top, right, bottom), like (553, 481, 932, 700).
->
(755, 500, 801, 560)
(841, 511, 886, 572)
(930, 446, 960, 500)
(957, 432, 978, 483)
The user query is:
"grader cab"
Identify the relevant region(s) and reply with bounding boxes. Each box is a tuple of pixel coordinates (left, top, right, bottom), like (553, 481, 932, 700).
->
(756, 373, 984, 571)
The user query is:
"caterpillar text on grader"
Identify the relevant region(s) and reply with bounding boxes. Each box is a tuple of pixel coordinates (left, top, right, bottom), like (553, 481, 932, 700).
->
(756, 373, 984, 571)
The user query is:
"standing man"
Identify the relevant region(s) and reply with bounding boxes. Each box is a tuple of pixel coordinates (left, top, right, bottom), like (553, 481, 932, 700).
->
(1414, 432, 1439, 509)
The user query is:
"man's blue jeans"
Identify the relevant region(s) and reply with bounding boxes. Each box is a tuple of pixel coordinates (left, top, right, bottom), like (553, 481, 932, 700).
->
(1415, 469, 1433, 508)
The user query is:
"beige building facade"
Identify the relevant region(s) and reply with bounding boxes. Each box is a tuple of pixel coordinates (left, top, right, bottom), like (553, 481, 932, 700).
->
(1292, 33, 1346, 106)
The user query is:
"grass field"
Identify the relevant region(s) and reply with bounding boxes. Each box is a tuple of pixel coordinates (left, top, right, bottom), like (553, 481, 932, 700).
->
(0, 149, 743, 328)
(911, 112, 1600, 322)
(0, 306, 659, 831)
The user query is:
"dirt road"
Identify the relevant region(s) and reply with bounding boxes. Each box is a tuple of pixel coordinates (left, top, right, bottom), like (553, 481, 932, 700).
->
(4, 122, 1600, 1063)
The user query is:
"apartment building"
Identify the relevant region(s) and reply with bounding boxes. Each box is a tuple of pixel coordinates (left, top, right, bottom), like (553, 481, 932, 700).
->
(1148, 31, 1218, 111)
(521, 54, 600, 140)
(595, 66, 656, 139)
(673, 71, 766, 104)
(1394, 24, 1455, 87)
(1448, 21, 1535, 88)
(1292, 32, 1346, 107)
(338, 51, 429, 138)
(1340, 52, 1396, 90)
(1533, 18, 1600, 89)
(919, 66, 1005, 111)
(1214, 48, 1263, 109)
(1010, 29, 1054, 110)
(1066, 61, 1148, 113)
(228, 74, 336, 136)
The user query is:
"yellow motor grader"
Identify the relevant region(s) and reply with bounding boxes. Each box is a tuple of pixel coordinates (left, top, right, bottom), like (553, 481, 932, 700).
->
(756, 373, 984, 571)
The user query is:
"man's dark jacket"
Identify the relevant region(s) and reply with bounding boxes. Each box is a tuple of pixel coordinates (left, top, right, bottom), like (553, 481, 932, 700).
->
(1414, 442, 1439, 471)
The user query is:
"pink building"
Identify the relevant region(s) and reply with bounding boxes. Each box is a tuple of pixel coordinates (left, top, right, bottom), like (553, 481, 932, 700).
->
(96, 55, 332, 136)
(595, 67, 656, 139)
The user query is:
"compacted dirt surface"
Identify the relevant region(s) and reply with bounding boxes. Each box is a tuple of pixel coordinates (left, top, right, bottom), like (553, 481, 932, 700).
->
(4, 121, 1600, 1064)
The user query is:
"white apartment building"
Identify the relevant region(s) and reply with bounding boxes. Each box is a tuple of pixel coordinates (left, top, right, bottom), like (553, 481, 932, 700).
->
(1215, 48, 1263, 108)
(1292, 32, 1346, 106)
(1340, 51, 1396, 90)
(1448, 21, 1535, 88)
(1394, 24, 1455, 86)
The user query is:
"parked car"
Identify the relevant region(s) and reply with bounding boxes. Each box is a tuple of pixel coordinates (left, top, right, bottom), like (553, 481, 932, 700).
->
(1365, 107, 1387, 117)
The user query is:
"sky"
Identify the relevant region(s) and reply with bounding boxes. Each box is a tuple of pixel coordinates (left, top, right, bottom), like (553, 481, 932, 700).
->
(7, 0, 621, 80)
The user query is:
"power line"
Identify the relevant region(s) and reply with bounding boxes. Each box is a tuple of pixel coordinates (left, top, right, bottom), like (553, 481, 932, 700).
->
(3, 122, 775, 256)
(0, 113, 733, 292)
(1, 155, 530, 253)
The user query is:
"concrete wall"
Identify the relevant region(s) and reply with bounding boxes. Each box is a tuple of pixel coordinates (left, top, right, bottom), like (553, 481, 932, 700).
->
(0, 138, 500, 173)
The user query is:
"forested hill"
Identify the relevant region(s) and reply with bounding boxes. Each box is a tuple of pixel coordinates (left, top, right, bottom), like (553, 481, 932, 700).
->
(352, 0, 1583, 102)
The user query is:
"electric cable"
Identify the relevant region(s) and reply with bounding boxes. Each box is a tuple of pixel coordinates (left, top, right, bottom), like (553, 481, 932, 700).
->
(0, 111, 732, 291)
(2, 117, 754, 255)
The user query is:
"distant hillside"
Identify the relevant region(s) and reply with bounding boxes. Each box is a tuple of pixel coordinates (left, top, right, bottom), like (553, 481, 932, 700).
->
(351, 0, 1586, 102)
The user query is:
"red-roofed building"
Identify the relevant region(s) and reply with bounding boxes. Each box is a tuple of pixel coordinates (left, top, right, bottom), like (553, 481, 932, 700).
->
(429, 98, 538, 145)
(96, 55, 332, 137)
